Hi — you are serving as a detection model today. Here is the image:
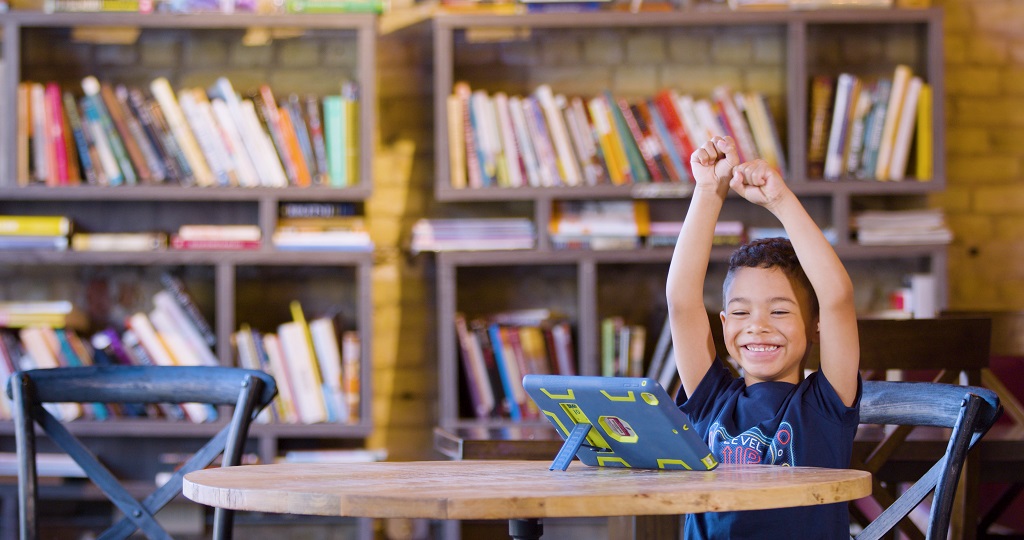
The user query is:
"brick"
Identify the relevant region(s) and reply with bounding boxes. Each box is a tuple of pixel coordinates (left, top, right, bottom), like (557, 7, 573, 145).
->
(993, 215, 1024, 240)
(95, 43, 139, 67)
(710, 34, 753, 65)
(967, 35, 1009, 66)
(930, 186, 973, 212)
(625, 33, 667, 64)
(991, 128, 1024, 154)
(752, 34, 785, 66)
(946, 66, 1001, 97)
(611, 65, 658, 97)
(1003, 68, 1024, 96)
(538, 35, 583, 66)
(942, 3, 973, 33)
(1012, 42, 1024, 65)
(666, 32, 711, 63)
(975, 185, 1024, 213)
(973, 0, 1024, 36)
(181, 37, 229, 68)
(883, 31, 922, 66)
(947, 155, 1020, 183)
(945, 127, 994, 155)
(527, 66, 613, 97)
(228, 42, 273, 68)
(944, 34, 969, 65)
(954, 97, 1024, 127)
(661, 65, 743, 96)
(947, 214, 994, 241)
(582, 31, 626, 65)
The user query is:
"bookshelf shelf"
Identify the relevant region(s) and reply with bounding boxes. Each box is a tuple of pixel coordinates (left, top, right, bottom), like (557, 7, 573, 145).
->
(0, 11, 378, 526)
(431, 7, 948, 433)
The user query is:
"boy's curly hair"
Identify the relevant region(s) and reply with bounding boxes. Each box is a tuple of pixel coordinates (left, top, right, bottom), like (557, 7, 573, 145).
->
(722, 237, 819, 318)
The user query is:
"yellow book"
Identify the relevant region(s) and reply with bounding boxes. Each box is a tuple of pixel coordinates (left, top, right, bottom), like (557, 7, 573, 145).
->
(915, 83, 933, 181)
(0, 215, 71, 236)
(587, 96, 626, 185)
(447, 93, 468, 189)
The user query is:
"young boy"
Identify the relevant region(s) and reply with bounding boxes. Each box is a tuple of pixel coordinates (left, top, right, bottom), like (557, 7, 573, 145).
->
(666, 136, 861, 539)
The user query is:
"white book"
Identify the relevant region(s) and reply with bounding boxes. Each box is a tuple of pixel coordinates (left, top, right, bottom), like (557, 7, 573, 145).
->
(823, 73, 856, 180)
(470, 90, 499, 186)
(261, 333, 300, 424)
(874, 65, 912, 181)
(239, 99, 289, 187)
(208, 78, 282, 187)
(507, 95, 542, 187)
(492, 92, 524, 188)
(713, 86, 759, 163)
(150, 77, 215, 187)
(126, 311, 210, 423)
(535, 84, 582, 186)
(693, 98, 727, 140)
(29, 83, 48, 182)
(887, 76, 923, 182)
(177, 89, 231, 186)
(153, 290, 218, 367)
(308, 318, 348, 423)
(277, 321, 329, 424)
(210, 98, 260, 187)
(675, 93, 708, 150)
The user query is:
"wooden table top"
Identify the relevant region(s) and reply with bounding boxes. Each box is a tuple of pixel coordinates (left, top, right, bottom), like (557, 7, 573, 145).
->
(183, 460, 871, 521)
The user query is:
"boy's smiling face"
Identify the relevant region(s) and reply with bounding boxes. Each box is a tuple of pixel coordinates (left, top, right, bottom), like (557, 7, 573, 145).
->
(720, 266, 818, 386)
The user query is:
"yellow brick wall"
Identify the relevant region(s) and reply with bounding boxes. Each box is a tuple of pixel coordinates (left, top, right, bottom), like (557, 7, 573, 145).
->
(938, 0, 1024, 310)
(369, 4, 1024, 460)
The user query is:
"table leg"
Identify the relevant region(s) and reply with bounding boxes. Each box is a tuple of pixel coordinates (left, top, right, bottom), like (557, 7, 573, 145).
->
(509, 518, 543, 540)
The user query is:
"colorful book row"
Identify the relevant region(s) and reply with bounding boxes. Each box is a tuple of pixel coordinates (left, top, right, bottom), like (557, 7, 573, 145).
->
(447, 82, 786, 189)
(808, 64, 932, 182)
(16, 77, 359, 189)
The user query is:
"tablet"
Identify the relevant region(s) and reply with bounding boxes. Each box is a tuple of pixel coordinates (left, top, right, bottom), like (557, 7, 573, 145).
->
(523, 374, 718, 471)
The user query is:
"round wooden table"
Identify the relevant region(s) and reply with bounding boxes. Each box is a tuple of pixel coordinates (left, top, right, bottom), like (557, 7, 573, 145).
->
(184, 459, 871, 539)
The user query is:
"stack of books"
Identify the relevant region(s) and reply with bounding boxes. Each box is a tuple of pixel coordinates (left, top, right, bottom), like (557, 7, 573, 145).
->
(0, 215, 71, 251)
(171, 224, 261, 251)
(854, 209, 952, 246)
(548, 200, 649, 250)
(410, 218, 535, 253)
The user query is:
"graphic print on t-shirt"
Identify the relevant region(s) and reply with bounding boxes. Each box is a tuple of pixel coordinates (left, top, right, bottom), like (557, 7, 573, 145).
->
(708, 421, 795, 466)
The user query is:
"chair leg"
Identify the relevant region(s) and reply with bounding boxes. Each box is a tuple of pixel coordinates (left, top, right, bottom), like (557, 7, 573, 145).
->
(10, 374, 37, 540)
(212, 508, 234, 540)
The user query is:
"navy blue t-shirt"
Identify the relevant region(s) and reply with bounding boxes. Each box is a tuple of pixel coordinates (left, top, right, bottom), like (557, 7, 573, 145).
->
(677, 359, 861, 540)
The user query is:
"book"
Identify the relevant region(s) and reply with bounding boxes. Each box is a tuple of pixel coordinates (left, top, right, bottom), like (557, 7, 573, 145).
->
(451, 82, 482, 188)
(260, 332, 301, 424)
(341, 330, 361, 423)
(0, 236, 69, 251)
(322, 95, 348, 188)
(277, 320, 329, 424)
(535, 85, 582, 186)
(522, 95, 560, 187)
(0, 215, 71, 236)
(62, 90, 98, 185)
(152, 290, 218, 367)
(82, 77, 137, 185)
(308, 317, 349, 423)
(159, 273, 216, 348)
(71, 232, 167, 251)
(914, 82, 933, 181)
(150, 77, 215, 187)
(119, 85, 172, 184)
(303, 95, 330, 185)
(177, 224, 261, 241)
(493, 92, 525, 188)
(207, 77, 281, 187)
(887, 76, 923, 182)
(469, 90, 499, 186)
(209, 96, 260, 188)
(446, 93, 468, 189)
(806, 74, 835, 179)
(587, 95, 628, 185)
(857, 78, 892, 180)
(874, 64, 913, 181)
(607, 91, 650, 183)
(823, 73, 859, 181)
(98, 81, 153, 184)
(286, 0, 384, 12)
(278, 104, 314, 187)
(508, 95, 543, 187)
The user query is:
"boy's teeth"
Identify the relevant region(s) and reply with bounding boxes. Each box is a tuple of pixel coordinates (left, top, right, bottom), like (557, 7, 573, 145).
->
(746, 345, 778, 352)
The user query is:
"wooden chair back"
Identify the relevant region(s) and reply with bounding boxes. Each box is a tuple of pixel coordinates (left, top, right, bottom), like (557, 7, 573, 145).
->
(7, 365, 277, 540)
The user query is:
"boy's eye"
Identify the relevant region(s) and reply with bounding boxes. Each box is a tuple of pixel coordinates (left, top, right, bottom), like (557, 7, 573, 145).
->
(771, 310, 790, 315)
(730, 310, 749, 316)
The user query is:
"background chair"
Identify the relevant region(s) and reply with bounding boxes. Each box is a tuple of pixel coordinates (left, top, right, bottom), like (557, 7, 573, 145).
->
(7, 365, 277, 540)
(853, 380, 1002, 540)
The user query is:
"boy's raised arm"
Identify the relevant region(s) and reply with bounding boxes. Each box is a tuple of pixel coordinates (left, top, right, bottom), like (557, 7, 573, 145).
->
(730, 160, 860, 406)
(667, 136, 740, 398)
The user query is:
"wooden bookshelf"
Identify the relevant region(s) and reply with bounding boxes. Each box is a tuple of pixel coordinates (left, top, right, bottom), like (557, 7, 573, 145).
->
(0, 11, 378, 527)
(431, 7, 947, 431)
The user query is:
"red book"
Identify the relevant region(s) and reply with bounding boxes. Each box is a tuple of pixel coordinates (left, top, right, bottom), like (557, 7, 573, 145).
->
(44, 83, 68, 186)
(652, 90, 696, 180)
(616, 98, 662, 182)
(170, 237, 261, 250)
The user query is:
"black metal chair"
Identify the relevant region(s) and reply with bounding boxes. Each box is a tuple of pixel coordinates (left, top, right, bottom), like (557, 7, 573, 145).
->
(7, 365, 277, 540)
(853, 380, 1002, 540)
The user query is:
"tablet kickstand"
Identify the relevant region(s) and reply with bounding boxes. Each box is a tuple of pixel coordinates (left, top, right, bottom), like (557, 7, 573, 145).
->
(550, 422, 592, 471)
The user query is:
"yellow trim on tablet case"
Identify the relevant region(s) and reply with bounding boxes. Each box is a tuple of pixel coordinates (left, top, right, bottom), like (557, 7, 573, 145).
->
(561, 402, 610, 449)
(543, 410, 572, 438)
(540, 387, 575, 400)
(657, 459, 692, 470)
(600, 390, 637, 402)
(596, 456, 630, 467)
(701, 455, 719, 469)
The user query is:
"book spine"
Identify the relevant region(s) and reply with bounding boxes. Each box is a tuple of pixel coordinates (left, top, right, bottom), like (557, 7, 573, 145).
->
(150, 77, 215, 186)
(278, 105, 313, 187)
(322, 95, 347, 188)
(609, 93, 650, 183)
(446, 93, 468, 189)
(98, 81, 152, 183)
(44, 83, 68, 186)
(287, 96, 318, 183)
(535, 85, 581, 186)
(874, 64, 912, 181)
(304, 94, 331, 185)
(82, 77, 137, 184)
(256, 84, 298, 185)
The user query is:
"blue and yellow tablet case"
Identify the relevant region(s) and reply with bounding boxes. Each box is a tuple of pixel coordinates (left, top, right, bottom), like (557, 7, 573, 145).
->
(523, 374, 718, 471)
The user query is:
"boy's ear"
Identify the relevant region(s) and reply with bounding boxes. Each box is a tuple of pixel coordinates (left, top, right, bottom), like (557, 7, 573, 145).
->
(719, 311, 727, 325)
(809, 319, 821, 344)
